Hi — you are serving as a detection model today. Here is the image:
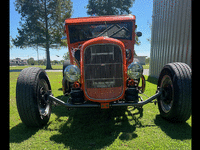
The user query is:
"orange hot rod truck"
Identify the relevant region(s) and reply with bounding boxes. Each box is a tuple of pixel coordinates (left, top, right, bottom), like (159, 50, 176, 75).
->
(16, 15, 191, 127)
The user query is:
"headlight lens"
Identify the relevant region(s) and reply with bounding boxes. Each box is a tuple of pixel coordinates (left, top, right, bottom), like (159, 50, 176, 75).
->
(64, 65, 81, 82)
(127, 62, 143, 79)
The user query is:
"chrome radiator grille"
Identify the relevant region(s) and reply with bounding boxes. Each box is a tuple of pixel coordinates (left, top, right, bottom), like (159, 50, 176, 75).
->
(84, 44, 123, 89)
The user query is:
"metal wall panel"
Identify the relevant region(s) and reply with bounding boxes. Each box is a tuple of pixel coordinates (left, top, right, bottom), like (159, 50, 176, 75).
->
(149, 0, 191, 78)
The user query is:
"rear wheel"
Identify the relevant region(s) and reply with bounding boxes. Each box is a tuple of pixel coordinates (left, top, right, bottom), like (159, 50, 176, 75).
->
(16, 67, 52, 127)
(157, 62, 191, 122)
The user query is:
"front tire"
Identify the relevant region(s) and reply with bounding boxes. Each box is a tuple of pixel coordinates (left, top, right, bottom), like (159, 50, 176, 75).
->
(16, 67, 52, 127)
(157, 62, 191, 122)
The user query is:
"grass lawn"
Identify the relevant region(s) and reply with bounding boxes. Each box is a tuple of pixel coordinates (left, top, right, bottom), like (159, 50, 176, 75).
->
(10, 65, 63, 70)
(10, 64, 149, 70)
(142, 64, 149, 69)
(9, 71, 191, 150)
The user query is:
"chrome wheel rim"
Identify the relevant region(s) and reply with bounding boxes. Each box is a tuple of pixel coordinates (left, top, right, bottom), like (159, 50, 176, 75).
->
(160, 75, 174, 113)
(37, 79, 50, 119)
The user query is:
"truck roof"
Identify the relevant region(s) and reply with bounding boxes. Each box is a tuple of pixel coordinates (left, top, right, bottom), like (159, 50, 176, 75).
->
(65, 14, 136, 25)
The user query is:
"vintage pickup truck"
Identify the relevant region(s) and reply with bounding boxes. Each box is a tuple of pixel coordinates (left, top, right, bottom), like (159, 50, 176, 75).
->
(16, 14, 191, 127)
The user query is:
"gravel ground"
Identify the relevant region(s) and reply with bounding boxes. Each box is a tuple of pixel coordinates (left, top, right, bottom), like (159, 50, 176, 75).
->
(45, 70, 62, 72)
(143, 69, 149, 76)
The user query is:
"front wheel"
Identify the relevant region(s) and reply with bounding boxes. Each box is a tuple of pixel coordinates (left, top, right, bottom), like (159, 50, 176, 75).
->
(16, 67, 52, 127)
(157, 62, 191, 122)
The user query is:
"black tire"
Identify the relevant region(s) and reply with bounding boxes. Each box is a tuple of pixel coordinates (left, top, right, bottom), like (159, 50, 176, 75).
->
(157, 62, 191, 122)
(16, 67, 52, 127)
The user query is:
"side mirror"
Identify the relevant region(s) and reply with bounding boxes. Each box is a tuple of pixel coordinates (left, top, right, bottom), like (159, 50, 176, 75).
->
(136, 32, 142, 37)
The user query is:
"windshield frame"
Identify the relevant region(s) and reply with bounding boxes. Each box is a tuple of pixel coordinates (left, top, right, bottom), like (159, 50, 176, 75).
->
(68, 21, 133, 44)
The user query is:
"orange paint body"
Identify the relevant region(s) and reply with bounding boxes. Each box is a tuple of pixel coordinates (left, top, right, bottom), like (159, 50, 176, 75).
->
(64, 15, 137, 105)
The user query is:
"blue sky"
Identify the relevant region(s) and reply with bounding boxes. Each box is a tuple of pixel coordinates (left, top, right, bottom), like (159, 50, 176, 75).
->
(10, 0, 153, 61)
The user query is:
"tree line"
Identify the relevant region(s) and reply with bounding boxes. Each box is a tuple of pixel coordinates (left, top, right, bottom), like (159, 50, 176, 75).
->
(25, 57, 64, 66)
(12, 0, 137, 69)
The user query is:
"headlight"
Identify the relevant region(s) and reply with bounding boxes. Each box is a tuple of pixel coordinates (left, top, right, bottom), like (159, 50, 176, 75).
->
(127, 62, 143, 79)
(64, 65, 81, 82)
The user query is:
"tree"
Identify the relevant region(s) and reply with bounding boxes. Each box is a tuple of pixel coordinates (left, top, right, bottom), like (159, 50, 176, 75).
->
(86, 0, 141, 46)
(86, 0, 135, 16)
(10, 36, 14, 49)
(27, 57, 35, 65)
(63, 51, 70, 60)
(135, 34, 141, 46)
(12, 0, 72, 69)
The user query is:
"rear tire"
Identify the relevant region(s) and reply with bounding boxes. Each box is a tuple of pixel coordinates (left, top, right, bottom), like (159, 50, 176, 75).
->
(16, 67, 52, 127)
(157, 62, 191, 122)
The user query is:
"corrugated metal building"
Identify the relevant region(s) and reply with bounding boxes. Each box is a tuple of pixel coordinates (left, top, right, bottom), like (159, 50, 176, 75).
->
(149, 0, 191, 78)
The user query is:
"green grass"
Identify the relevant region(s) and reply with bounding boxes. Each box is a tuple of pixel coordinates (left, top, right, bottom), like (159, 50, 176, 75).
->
(10, 65, 63, 70)
(10, 71, 191, 150)
(142, 64, 149, 69)
(10, 64, 149, 70)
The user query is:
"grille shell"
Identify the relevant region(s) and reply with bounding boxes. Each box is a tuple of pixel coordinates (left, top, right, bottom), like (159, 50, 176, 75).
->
(84, 44, 124, 100)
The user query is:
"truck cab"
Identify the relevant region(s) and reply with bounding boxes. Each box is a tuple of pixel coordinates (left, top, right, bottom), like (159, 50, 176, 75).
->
(62, 14, 144, 107)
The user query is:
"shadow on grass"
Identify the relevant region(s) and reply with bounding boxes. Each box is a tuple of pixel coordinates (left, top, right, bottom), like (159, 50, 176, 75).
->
(9, 123, 39, 143)
(154, 115, 191, 140)
(58, 88, 63, 91)
(50, 95, 144, 149)
(146, 76, 158, 85)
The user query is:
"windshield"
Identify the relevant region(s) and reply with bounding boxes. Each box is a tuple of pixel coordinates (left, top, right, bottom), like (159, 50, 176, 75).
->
(68, 22, 132, 43)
